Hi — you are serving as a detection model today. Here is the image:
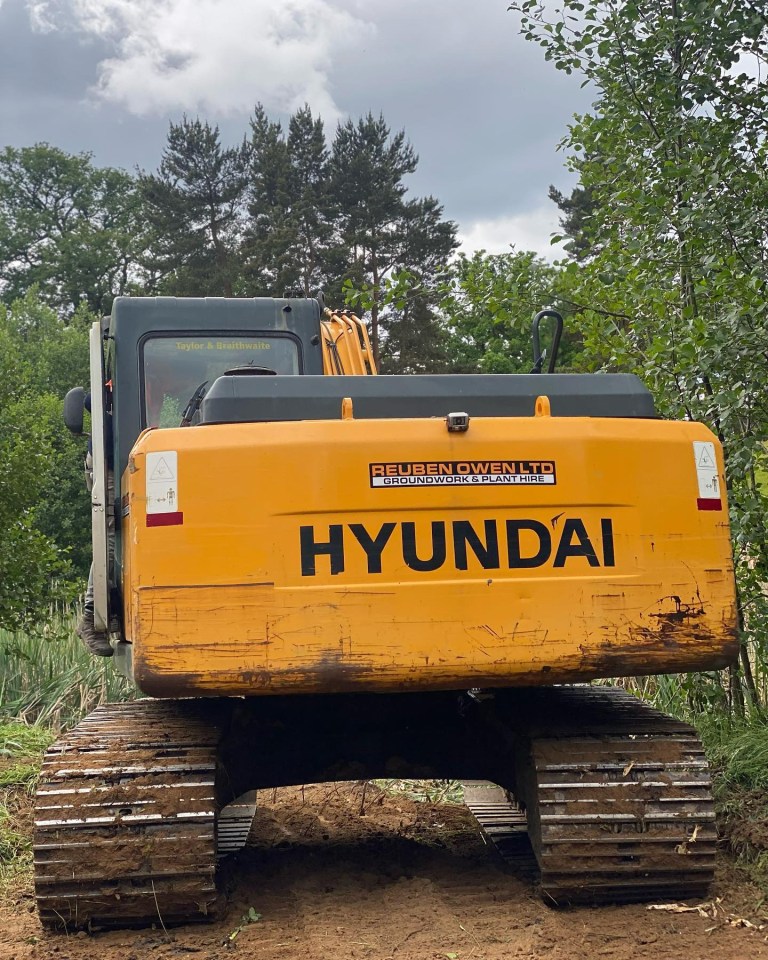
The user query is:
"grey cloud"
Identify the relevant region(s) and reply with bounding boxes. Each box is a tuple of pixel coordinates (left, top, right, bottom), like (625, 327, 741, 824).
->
(0, 0, 590, 236)
(0, 0, 178, 167)
(0, 0, 107, 98)
(325, 0, 591, 223)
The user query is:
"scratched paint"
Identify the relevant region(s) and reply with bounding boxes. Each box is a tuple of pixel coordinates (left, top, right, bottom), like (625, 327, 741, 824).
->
(123, 416, 738, 698)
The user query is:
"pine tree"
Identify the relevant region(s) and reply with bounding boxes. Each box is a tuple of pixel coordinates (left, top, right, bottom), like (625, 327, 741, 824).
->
(140, 117, 249, 296)
(242, 105, 291, 295)
(379, 196, 458, 372)
(284, 107, 337, 296)
(548, 182, 598, 261)
(244, 105, 339, 297)
(330, 114, 457, 367)
(330, 114, 416, 364)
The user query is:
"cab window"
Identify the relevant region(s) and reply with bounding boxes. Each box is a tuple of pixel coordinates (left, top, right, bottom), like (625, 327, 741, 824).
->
(142, 335, 300, 427)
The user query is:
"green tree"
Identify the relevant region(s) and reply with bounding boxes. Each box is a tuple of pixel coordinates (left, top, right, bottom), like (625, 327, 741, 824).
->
(244, 106, 456, 367)
(0, 144, 143, 315)
(330, 113, 458, 366)
(244, 105, 339, 297)
(0, 393, 61, 629)
(3, 290, 93, 578)
(377, 196, 459, 373)
(378, 287, 452, 374)
(548, 182, 599, 261)
(439, 250, 571, 373)
(284, 106, 339, 296)
(140, 118, 249, 297)
(511, 0, 768, 711)
(242, 105, 291, 295)
(0, 290, 91, 628)
(348, 250, 575, 374)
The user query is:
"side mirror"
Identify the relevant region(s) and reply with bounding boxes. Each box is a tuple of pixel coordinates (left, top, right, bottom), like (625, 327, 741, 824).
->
(63, 386, 86, 435)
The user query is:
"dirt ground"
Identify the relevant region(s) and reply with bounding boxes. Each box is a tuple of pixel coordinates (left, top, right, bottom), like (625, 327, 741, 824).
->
(2, 782, 767, 960)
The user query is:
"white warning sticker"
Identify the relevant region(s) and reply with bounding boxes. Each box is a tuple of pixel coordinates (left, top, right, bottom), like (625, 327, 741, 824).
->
(693, 441, 720, 499)
(146, 451, 179, 514)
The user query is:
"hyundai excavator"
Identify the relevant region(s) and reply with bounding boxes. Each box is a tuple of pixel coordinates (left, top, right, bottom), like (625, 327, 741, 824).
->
(34, 296, 737, 929)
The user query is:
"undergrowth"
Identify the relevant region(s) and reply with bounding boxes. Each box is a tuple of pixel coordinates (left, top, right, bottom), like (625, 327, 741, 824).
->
(375, 779, 463, 804)
(698, 714, 768, 895)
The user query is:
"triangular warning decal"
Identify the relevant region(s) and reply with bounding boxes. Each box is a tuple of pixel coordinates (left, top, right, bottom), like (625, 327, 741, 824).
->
(697, 447, 715, 469)
(150, 457, 174, 481)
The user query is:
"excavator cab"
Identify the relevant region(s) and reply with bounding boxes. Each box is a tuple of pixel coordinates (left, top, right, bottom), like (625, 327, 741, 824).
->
(63, 296, 374, 643)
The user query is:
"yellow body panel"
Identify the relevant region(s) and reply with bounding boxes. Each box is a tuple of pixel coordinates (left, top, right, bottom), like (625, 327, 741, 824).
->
(121, 416, 737, 697)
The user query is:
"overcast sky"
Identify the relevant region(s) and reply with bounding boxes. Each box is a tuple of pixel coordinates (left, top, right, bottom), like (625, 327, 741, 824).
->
(0, 0, 592, 257)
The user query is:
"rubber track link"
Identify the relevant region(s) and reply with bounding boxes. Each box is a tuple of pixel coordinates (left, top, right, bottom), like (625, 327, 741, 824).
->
(517, 686, 717, 905)
(34, 700, 223, 930)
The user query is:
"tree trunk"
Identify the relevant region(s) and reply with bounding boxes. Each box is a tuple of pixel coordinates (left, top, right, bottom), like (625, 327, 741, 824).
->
(370, 250, 380, 367)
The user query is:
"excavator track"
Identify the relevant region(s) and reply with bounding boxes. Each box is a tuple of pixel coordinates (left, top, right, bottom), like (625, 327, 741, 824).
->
(462, 780, 536, 875)
(33, 700, 224, 930)
(32, 687, 717, 927)
(488, 686, 718, 905)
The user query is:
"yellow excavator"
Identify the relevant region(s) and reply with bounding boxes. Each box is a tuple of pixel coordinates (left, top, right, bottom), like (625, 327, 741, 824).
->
(35, 296, 737, 929)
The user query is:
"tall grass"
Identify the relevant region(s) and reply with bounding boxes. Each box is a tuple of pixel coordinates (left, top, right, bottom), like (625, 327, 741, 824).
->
(0, 609, 132, 732)
(605, 671, 732, 722)
(697, 715, 768, 790)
